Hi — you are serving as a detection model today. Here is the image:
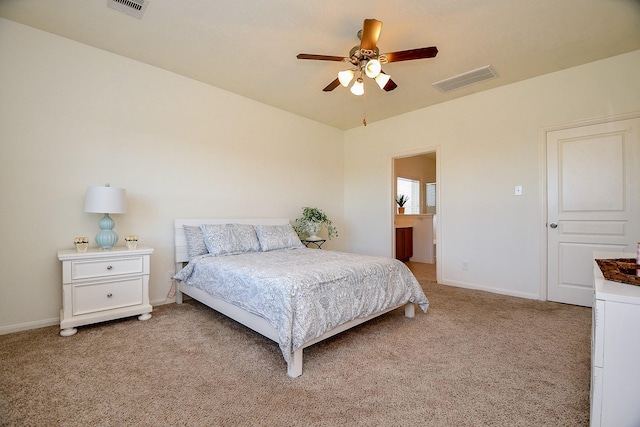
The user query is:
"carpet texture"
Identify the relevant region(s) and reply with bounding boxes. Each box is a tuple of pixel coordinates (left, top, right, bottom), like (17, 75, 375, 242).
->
(0, 267, 591, 426)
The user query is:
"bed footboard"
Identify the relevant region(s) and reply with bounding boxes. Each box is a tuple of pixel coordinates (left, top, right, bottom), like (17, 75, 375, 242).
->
(284, 302, 416, 377)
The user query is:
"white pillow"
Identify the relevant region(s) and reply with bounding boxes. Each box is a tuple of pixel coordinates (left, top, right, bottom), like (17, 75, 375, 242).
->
(200, 224, 261, 256)
(254, 224, 304, 251)
(183, 225, 208, 260)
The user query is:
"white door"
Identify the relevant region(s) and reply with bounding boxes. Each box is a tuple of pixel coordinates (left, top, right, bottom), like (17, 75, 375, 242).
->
(547, 116, 640, 307)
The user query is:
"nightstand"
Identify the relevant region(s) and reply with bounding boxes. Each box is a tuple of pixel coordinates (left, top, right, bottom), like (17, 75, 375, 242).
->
(302, 239, 326, 249)
(57, 246, 154, 337)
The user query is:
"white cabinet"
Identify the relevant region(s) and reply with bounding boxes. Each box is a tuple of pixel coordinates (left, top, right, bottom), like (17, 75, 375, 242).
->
(590, 252, 640, 427)
(409, 214, 434, 263)
(57, 246, 153, 336)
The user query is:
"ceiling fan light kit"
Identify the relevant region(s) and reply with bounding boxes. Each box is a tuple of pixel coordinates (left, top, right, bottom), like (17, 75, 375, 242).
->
(350, 78, 365, 96)
(297, 18, 438, 97)
(338, 69, 355, 87)
(364, 59, 382, 78)
(374, 72, 391, 90)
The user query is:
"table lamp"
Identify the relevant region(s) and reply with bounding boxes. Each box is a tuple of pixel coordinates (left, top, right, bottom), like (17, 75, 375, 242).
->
(84, 184, 126, 249)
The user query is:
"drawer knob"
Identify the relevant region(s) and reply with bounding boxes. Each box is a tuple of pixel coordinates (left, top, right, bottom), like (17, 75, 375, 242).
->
(106, 265, 113, 270)
(107, 293, 113, 298)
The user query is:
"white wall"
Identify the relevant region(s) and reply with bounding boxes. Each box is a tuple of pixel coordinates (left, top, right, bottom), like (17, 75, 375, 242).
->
(2, 16, 639, 332)
(0, 19, 344, 332)
(344, 50, 640, 299)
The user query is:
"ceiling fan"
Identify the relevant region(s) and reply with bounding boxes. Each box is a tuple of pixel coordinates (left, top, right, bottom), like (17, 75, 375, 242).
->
(297, 18, 438, 96)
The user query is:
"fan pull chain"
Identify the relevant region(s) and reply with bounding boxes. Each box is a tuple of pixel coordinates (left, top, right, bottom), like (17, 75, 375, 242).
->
(362, 80, 368, 126)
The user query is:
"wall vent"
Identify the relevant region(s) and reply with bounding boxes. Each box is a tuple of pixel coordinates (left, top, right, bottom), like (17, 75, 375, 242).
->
(432, 65, 497, 92)
(107, 0, 149, 19)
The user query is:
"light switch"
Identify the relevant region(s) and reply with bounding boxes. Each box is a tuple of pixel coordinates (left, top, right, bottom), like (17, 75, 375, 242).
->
(515, 185, 523, 196)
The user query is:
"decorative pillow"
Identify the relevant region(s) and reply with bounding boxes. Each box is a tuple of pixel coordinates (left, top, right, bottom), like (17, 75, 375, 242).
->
(183, 225, 208, 260)
(200, 223, 261, 256)
(254, 224, 304, 252)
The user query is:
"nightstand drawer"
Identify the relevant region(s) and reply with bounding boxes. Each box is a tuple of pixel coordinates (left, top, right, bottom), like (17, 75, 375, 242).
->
(71, 256, 144, 281)
(73, 277, 143, 315)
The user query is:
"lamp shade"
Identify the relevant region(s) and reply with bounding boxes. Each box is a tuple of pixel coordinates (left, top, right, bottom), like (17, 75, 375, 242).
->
(350, 78, 365, 96)
(365, 59, 382, 78)
(338, 70, 355, 87)
(84, 185, 126, 214)
(375, 72, 391, 90)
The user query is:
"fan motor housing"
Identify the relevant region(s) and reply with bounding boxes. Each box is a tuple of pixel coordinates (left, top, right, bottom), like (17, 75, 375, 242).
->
(349, 45, 379, 64)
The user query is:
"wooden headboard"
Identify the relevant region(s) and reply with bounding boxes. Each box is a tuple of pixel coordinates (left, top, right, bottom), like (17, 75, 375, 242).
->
(174, 218, 291, 266)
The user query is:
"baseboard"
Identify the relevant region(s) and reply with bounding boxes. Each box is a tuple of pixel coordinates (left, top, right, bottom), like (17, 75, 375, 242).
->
(1, 298, 175, 335)
(441, 279, 541, 300)
(0, 317, 59, 335)
(409, 257, 434, 263)
(151, 296, 176, 306)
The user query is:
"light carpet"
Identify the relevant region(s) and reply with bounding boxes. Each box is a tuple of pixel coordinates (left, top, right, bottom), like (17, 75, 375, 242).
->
(0, 272, 591, 426)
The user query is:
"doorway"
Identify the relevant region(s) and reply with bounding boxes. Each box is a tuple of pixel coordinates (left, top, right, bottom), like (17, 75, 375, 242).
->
(392, 149, 440, 283)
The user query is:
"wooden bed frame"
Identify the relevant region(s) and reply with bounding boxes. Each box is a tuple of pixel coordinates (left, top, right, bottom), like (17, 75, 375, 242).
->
(174, 218, 415, 377)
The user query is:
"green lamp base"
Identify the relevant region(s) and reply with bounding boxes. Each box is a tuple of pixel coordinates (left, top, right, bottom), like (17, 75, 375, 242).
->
(95, 213, 119, 249)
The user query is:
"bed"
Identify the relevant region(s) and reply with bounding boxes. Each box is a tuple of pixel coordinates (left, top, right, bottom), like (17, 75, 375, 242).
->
(174, 218, 429, 377)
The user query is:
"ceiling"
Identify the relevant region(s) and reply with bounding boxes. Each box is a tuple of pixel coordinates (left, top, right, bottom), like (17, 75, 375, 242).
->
(2, 0, 639, 130)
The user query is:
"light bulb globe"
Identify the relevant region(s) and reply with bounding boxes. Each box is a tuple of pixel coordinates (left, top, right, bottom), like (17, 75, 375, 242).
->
(338, 70, 354, 87)
(375, 73, 391, 90)
(350, 78, 365, 96)
(365, 59, 382, 78)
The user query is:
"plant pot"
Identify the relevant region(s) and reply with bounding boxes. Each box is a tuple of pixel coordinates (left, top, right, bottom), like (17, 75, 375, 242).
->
(305, 221, 322, 241)
(125, 235, 138, 249)
(74, 237, 89, 252)
(398, 207, 405, 215)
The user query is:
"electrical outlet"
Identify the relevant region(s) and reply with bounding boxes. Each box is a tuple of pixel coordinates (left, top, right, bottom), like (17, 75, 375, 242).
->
(462, 260, 469, 271)
(515, 185, 523, 196)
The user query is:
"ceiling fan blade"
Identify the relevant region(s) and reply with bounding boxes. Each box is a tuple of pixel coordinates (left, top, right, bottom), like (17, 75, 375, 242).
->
(322, 78, 341, 92)
(297, 53, 346, 62)
(360, 19, 382, 51)
(383, 78, 398, 91)
(382, 46, 438, 63)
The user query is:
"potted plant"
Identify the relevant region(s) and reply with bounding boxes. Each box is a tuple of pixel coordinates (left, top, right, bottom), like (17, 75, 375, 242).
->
(396, 194, 409, 214)
(294, 207, 338, 241)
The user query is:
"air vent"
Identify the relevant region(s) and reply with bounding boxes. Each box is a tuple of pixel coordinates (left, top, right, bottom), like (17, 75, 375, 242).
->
(107, 0, 149, 19)
(432, 65, 497, 92)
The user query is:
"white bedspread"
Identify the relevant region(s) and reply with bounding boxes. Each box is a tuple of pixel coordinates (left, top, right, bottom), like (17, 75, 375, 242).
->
(174, 248, 429, 361)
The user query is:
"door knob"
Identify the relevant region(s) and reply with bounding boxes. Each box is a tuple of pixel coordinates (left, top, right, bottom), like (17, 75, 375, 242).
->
(549, 222, 558, 228)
